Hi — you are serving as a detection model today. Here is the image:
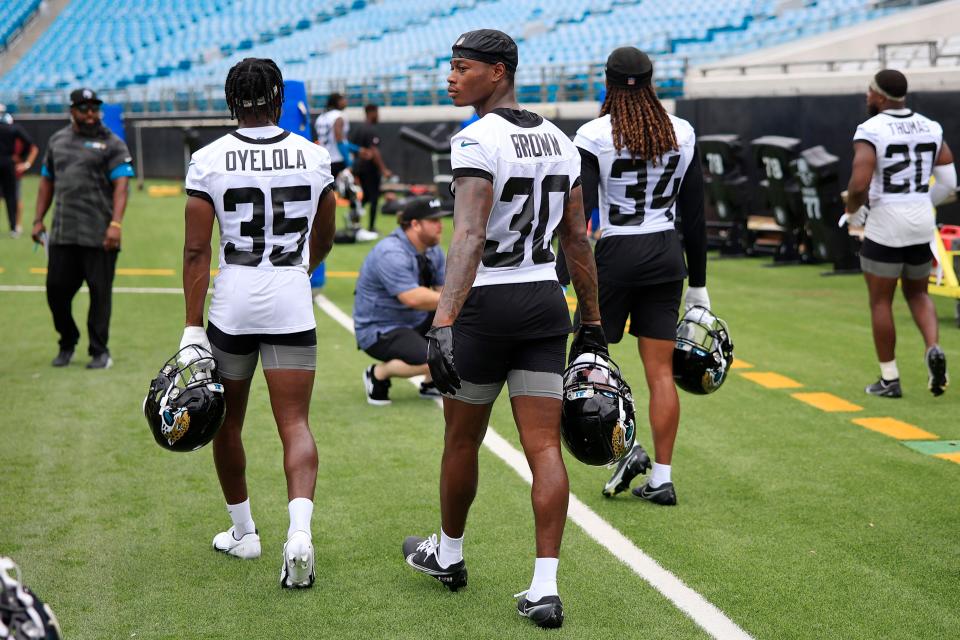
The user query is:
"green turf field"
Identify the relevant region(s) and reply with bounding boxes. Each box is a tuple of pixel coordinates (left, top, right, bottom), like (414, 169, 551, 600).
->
(2, 176, 958, 639)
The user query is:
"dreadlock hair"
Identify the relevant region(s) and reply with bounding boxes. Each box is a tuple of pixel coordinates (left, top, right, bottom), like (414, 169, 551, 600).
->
(600, 84, 677, 165)
(225, 58, 284, 123)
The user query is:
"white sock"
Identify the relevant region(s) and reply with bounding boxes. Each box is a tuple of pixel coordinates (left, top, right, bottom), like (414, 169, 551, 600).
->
(649, 462, 672, 488)
(437, 529, 463, 569)
(879, 360, 899, 381)
(226, 499, 255, 538)
(526, 557, 559, 601)
(287, 497, 313, 539)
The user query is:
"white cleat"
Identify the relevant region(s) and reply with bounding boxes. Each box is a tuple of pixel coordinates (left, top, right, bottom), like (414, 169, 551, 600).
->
(212, 527, 261, 559)
(280, 530, 315, 589)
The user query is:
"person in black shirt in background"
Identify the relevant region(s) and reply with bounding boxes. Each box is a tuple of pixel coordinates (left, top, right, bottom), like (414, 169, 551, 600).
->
(0, 104, 38, 238)
(350, 104, 392, 239)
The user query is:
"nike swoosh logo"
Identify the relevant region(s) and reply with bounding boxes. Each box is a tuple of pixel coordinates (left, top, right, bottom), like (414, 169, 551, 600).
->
(641, 485, 671, 496)
(460, 141, 480, 147)
(405, 555, 451, 576)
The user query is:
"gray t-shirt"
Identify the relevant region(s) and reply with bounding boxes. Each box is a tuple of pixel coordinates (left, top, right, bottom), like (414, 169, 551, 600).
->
(353, 227, 446, 350)
(41, 125, 133, 247)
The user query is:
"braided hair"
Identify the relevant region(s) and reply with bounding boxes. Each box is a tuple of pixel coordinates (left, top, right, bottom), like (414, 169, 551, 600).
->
(600, 84, 677, 165)
(225, 58, 284, 123)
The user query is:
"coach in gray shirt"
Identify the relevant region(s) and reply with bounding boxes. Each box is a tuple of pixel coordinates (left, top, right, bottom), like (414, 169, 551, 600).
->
(31, 88, 134, 370)
(354, 196, 448, 405)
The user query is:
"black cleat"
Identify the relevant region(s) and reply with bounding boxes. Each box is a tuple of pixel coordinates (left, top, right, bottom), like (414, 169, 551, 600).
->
(419, 381, 443, 399)
(86, 353, 113, 369)
(402, 534, 467, 592)
(51, 349, 74, 367)
(362, 365, 391, 405)
(926, 346, 948, 397)
(516, 592, 564, 629)
(865, 377, 902, 398)
(632, 481, 678, 506)
(602, 443, 652, 497)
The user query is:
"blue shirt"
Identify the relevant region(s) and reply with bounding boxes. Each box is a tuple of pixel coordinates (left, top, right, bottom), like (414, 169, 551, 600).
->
(353, 227, 446, 350)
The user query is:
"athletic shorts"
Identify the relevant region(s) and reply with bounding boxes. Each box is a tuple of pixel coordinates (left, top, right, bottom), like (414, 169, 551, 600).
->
(363, 323, 429, 366)
(859, 238, 932, 280)
(448, 280, 571, 405)
(207, 322, 317, 380)
(599, 279, 683, 342)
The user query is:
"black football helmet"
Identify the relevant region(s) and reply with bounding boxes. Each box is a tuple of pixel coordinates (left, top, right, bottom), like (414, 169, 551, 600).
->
(560, 353, 637, 466)
(143, 346, 226, 452)
(673, 306, 734, 395)
(1, 557, 61, 640)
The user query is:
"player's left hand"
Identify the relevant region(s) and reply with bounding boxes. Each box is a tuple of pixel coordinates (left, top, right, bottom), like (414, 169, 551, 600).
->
(103, 225, 121, 251)
(425, 326, 460, 395)
(684, 286, 710, 311)
(178, 325, 214, 377)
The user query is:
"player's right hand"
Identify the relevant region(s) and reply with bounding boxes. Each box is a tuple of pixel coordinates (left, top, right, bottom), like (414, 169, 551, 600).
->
(31, 221, 45, 244)
(569, 323, 608, 363)
(425, 325, 460, 395)
(178, 325, 214, 374)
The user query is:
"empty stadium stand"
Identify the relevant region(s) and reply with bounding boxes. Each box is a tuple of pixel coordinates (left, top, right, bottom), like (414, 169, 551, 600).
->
(0, 0, 42, 51)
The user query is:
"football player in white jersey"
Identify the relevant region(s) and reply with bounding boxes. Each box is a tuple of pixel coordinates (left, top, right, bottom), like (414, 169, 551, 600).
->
(314, 92, 350, 176)
(575, 48, 707, 506)
(181, 58, 336, 587)
(846, 69, 955, 398)
(400, 30, 603, 629)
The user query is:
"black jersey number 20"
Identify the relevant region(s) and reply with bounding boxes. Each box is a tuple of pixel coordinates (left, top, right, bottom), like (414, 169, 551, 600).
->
(882, 143, 938, 194)
(482, 174, 569, 268)
(223, 185, 312, 267)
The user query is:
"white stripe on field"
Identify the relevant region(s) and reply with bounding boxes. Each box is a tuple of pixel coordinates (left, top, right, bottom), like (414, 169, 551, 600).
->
(313, 293, 751, 640)
(0, 285, 183, 294)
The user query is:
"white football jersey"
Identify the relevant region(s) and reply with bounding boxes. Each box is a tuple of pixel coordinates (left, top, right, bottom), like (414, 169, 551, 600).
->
(451, 109, 581, 287)
(854, 109, 943, 246)
(575, 114, 695, 238)
(185, 125, 333, 334)
(314, 109, 349, 163)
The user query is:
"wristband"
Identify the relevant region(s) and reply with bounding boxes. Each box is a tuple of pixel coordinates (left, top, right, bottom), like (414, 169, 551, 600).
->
(109, 221, 122, 229)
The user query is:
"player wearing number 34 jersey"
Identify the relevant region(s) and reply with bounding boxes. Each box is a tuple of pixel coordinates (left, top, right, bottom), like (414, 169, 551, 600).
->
(182, 58, 337, 589)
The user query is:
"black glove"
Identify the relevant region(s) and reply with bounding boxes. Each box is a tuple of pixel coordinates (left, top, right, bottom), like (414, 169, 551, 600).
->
(426, 325, 461, 395)
(568, 323, 608, 363)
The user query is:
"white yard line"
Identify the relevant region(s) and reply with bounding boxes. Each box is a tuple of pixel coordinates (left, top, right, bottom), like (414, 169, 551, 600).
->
(0, 285, 183, 294)
(313, 293, 752, 640)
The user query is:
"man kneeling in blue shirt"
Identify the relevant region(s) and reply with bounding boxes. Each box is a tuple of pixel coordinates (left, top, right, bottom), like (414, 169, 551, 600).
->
(353, 196, 448, 405)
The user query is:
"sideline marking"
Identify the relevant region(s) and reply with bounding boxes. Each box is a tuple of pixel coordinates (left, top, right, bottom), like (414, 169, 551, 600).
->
(313, 293, 752, 640)
(934, 452, 960, 465)
(901, 440, 960, 456)
(851, 417, 937, 441)
(729, 359, 754, 370)
(0, 285, 182, 294)
(29, 267, 176, 276)
(791, 392, 862, 413)
(740, 371, 803, 389)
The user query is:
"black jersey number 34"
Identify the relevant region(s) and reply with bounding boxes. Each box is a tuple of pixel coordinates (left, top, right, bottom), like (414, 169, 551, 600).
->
(223, 185, 312, 267)
(482, 175, 569, 268)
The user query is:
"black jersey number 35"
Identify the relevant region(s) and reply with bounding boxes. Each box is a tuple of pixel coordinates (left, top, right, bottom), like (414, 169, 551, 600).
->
(222, 185, 312, 267)
(482, 175, 569, 268)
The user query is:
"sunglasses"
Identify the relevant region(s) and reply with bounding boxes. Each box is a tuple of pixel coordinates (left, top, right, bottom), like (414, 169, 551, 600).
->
(73, 103, 100, 113)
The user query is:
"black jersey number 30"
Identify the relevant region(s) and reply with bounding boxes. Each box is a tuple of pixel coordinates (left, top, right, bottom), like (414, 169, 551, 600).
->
(482, 175, 569, 268)
(222, 185, 312, 267)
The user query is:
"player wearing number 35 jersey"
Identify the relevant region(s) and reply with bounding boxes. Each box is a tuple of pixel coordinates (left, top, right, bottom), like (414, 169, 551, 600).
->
(846, 69, 955, 399)
(401, 30, 603, 630)
(575, 47, 708, 506)
(181, 58, 337, 588)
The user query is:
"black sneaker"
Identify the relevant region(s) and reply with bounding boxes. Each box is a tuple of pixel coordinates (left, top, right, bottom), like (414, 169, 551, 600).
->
(632, 481, 678, 506)
(602, 443, 652, 497)
(402, 534, 467, 592)
(362, 365, 391, 405)
(51, 349, 74, 367)
(865, 378, 902, 398)
(419, 380, 442, 398)
(926, 346, 948, 397)
(86, 353, 113, 369)
(516, 592, 564, 629)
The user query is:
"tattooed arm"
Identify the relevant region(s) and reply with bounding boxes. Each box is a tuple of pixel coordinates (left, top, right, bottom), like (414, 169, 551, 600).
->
(558, 184, 600, 325)
(432, 176, 494, 327)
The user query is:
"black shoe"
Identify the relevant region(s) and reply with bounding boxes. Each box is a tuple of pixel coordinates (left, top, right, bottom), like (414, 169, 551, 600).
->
(865, 377, 902, 398)
(86, 353, 113, 369)
(602, 443, 652, 497)
(926, 346, 948, 397)
(402, 534, 467, 592)
(419, 380, 443, 398)
(362, 365, 391, 405)
(516, 592, 564, 629)
(632, 481, 677, 506)
(51, 349, 74, 367)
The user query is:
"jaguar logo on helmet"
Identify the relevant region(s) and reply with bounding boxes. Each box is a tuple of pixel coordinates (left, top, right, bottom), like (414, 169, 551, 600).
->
(161, 406, 191, 445)
(673, 306, 734, 395)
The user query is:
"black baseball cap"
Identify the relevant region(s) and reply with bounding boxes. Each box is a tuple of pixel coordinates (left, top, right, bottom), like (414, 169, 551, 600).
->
(399, 196, 452, 223)
(605, 47, 653, 89)
(70, 87, 103, 106)
(452, 29, 518, 73)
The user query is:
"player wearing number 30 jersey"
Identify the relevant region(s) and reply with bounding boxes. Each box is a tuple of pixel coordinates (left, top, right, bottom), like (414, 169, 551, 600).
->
(574, 47, 708, 506)
(181, 58, 337, 588)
